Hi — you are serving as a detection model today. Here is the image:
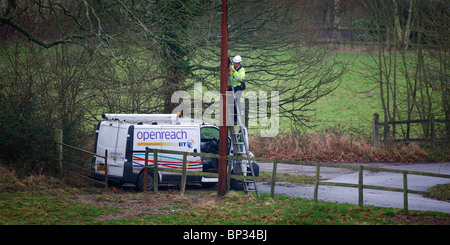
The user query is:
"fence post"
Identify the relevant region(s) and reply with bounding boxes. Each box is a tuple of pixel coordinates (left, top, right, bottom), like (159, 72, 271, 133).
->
(226, 158, 232, 192)
(403, 171, 408, 214)
(384, 117, 390, 150)
(314, 164, 320, 203)
(144, 150, 148, 192)
(180, 152, 188, 196)
(373, 113, 380, 148)
(104, 149, 108, 190)
(54, 129, 63, 175)
(270, 160, 278, 199)
(153, 149, 159, 192)
(358, 165, 363, 208)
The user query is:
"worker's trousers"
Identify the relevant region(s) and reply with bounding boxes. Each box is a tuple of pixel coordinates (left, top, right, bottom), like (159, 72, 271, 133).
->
(227, 86, 244, 126)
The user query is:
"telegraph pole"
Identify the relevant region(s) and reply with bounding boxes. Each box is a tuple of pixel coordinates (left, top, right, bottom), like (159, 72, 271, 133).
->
(218, 0, 228, 197)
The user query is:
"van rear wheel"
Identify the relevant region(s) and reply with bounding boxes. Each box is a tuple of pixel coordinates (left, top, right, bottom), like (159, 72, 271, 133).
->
(137, 171, 156, 192)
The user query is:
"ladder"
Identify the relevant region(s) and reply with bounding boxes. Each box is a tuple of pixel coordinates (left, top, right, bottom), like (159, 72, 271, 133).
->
(228, 82, 259, 197)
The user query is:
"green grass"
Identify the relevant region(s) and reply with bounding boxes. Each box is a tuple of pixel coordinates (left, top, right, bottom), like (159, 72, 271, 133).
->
(248, 51, 444, 138)
(242, 52, 383, 135)
(259, 171, 316, 184)
(2, 187, 448, 225)
(94, 191, 449, 225)
(0, 191, 118, 225)
(304, 53, 381, 132)
(2, 165, 449, 225)
(427, 184, 450, 201)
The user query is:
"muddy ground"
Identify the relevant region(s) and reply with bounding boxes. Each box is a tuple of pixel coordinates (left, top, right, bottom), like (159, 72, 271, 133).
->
(66, 188, 216, 222)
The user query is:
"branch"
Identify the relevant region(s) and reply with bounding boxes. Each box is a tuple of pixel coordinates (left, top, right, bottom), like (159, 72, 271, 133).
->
(0, 15, 83, 48)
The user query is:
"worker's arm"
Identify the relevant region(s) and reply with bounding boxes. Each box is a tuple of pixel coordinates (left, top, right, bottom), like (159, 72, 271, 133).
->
(230, 67, 245, 82)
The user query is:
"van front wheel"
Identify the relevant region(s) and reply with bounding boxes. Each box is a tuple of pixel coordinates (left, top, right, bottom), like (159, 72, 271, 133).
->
(137, 171, 156, 192)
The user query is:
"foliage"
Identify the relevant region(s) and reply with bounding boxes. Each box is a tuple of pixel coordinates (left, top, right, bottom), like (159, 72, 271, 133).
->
(0, 43, 95, 173)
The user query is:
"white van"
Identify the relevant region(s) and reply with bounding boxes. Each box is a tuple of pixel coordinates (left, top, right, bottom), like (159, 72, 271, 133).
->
(92, 114, 257, 191)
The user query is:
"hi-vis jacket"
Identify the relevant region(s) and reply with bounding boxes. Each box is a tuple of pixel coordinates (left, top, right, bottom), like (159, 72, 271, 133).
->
(229, 65, 245, 87)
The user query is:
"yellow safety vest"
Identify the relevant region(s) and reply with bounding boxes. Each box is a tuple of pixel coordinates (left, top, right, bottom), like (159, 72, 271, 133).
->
(229, 66, 245, 86)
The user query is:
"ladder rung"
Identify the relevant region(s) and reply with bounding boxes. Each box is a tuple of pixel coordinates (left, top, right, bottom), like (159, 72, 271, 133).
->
(234, 151, 247, 155)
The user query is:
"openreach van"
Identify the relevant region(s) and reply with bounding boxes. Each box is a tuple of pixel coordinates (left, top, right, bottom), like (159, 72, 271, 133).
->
(92, 113, 258, 191)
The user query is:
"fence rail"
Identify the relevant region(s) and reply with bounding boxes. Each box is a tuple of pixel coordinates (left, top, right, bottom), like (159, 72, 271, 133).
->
(53, 130, 450, 213)
(54, 129, 109, 189)
(140, 147, 450, 214)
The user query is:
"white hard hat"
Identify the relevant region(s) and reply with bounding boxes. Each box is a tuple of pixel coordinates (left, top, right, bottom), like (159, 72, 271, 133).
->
(233, 55, 242, 63)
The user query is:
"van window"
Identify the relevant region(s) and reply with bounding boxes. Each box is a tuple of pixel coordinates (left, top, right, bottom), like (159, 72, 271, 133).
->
(201, 127, 219, 140)
(200, 127, 231, 154)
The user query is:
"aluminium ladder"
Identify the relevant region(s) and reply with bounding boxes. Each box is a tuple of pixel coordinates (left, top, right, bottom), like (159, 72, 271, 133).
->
(227, 81, 259, 197)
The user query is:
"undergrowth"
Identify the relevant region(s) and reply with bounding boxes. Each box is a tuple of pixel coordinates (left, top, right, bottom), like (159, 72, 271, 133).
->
(250, 132, 449, 163)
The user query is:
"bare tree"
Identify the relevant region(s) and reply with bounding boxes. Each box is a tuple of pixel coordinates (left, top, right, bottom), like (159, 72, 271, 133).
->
(364, 0, 449, 141)
(194, 0, 347, 130)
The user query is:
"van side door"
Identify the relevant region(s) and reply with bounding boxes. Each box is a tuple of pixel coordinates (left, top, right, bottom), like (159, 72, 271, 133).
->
(132, 125, 162, 175)
(159, 125, 202, 172)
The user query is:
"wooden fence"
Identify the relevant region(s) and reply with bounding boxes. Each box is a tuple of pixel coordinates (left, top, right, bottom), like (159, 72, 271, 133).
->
(54, 133, 450, 214)
(372, 113, 450, 149)
(140, 147, 450, 214)
(54, 129, 108, 189)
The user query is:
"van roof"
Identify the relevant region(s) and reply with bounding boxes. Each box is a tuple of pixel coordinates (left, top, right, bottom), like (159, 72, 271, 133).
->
(102, 113, 212, 127)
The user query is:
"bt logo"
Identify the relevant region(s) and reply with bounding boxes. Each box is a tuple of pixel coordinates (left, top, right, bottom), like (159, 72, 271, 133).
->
(178, 139, 194, 148)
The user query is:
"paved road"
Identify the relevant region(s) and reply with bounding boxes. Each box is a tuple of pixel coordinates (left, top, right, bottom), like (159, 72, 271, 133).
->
(257, 162, 450, 213)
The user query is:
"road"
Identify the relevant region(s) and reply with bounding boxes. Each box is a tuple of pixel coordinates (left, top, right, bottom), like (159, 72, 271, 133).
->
(256, 162, 450, 213)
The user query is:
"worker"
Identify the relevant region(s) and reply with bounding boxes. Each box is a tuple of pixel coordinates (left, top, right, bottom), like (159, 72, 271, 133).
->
(228, 55, 246, 125)
(229, 55, 246, 91)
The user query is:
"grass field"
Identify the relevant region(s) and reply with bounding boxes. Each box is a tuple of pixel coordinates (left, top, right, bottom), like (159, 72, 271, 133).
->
(247, 51, 449, 163)
(251, 51, 444, 137)
(307, 53, 381, 132)
(243, 51, 382, 136)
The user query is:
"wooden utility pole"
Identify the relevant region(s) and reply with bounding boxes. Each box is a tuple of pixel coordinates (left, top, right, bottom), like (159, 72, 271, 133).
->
(218, 0, 228, 197)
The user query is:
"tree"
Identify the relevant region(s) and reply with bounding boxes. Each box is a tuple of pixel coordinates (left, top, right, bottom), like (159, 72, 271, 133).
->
(194, 0, 347, 131)
(364, 0, 449, 141)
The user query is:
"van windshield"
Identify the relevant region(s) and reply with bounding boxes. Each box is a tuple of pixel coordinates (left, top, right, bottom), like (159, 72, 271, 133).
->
(200, 126, 231, 154)
(200, 127, 219, 140)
